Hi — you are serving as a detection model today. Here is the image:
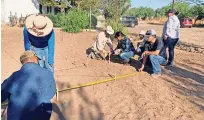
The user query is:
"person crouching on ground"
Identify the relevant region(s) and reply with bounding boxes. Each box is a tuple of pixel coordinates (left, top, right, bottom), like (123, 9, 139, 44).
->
(88, 26, 114, 60)
(23, 13, 55, 74)
(135, 30, 146, 58)
(1, 50, 56, 120)
(113, 31, 136, 65)
(138, 29, 167, 78)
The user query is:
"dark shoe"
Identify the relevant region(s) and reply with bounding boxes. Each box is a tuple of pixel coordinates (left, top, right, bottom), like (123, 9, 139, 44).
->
(166, 62, 173, 67)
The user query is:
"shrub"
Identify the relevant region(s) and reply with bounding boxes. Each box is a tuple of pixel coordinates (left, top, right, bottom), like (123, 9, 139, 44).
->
(106, 19, 128, 39)
(47, 13, 63, 27)
(60, 7, 89, 33)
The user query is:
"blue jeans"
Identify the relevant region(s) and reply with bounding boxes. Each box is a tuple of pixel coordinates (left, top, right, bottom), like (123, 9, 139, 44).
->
(119, 51, 134, 62)
(149, 55, 167, 74)
(31, 46, 54, 74)
(163, 37, 179, 64)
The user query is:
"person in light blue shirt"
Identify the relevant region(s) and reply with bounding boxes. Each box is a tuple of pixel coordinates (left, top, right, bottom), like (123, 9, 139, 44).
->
(162, 9, 180, 66)
(23, 13, 55, 73)
(1, 51, 56, 120)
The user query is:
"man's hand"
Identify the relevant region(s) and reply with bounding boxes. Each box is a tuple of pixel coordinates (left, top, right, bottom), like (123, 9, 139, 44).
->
(139, 64, 145, 72)
(142, 51, 149, 57)
(163, 36, 167, 40)
(99, 51, 106, 59)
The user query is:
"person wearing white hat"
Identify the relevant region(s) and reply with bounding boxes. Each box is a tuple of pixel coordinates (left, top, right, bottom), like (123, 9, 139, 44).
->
(136, 30, 146, 56)
(23, 13, 55, 74)
(88, 26, 114, 60)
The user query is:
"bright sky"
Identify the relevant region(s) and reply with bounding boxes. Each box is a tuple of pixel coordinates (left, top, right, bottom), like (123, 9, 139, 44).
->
(131, 0, 173, 9)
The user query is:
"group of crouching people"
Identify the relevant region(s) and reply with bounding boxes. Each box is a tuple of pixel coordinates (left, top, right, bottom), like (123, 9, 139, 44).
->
(88, 26, 175, 78)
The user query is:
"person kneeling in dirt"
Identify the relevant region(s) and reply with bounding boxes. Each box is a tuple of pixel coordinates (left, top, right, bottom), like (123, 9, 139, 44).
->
(138, 29, 167, 78)
(113, 31, 136, 65)
(88, 26, 114, 60)
(135, 30, 146, 58)
(1, 51, 56, 120)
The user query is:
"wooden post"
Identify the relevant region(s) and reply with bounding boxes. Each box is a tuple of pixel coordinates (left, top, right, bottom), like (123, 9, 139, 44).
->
(172, 0, 175, 9)
(115, 0, 118, 23)
(90, 6, 92, 30)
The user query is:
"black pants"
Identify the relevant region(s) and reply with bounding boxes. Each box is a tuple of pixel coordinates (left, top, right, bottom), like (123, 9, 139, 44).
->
(163, 37, 179, 64)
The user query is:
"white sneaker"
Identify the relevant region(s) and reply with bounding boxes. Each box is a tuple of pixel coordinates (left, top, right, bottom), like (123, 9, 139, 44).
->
(151, 73, 161, 78)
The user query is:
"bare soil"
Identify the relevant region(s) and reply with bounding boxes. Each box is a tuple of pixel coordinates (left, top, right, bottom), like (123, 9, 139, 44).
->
(1, 25, 204, 120)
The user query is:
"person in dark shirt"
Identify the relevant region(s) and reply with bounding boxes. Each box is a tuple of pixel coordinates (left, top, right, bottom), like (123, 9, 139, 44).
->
(23, 14, 55, 74)
(114, 31, 136, 65)
(139, 29, 167, 78)
(1, 50, 56, 120)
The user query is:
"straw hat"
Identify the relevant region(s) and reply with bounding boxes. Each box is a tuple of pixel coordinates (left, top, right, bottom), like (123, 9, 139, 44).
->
(20, 50, 41, 63)
(25, 14, 53, 37)
(106, 26, 114, 35)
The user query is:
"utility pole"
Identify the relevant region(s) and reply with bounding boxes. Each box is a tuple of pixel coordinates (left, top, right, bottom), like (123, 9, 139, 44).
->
(115, 0, 118, 23)
(172, 0, 175, 9)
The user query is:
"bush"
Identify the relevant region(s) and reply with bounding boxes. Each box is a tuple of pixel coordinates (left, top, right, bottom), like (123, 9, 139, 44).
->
(47, 13, 63, 27)
(60, 7, 89, 33)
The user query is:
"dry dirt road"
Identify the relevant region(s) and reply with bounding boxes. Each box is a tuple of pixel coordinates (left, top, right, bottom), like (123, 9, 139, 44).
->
(128, 23, 204, 46)
(1, 26, 204, 120)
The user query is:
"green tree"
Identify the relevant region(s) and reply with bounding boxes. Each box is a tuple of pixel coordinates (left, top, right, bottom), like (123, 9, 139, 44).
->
(100, 0, 131, 19)
(38, 0, 71, 13)
(125, 7, 155, 19)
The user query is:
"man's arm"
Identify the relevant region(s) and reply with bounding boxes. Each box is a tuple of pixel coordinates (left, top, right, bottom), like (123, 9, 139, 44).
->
(145, 50, 160, 56)
(48, 30, 55, 65)
(166, 17, 173, 38)
(107, 38, 114, 52)
(139, 55, 148, 72)
(1, 74, 14, 102)
(23, 27, 31, 50)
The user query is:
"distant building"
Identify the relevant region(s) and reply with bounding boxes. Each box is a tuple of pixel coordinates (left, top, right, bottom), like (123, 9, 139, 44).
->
(1, 0, 57, 23)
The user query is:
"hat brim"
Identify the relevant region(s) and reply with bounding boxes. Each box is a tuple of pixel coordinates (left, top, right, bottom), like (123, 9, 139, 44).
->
(25, 14, 53, 37)
(107, 30, 114, 35)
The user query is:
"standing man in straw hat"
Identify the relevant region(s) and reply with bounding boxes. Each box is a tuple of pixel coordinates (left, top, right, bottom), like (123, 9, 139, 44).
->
(1, 50, 56, 120)
(87, 26, 114, 60)
(23, 14, 55, 73)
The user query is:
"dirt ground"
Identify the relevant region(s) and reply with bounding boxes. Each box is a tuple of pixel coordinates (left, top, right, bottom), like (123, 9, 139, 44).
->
(128, 23, 204, 46)
(1, 24, 204, 120)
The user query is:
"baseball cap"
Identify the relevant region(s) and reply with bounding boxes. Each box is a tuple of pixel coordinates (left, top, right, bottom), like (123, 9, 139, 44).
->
(20, 50, 40, 63)
(145, 29, 156, 36)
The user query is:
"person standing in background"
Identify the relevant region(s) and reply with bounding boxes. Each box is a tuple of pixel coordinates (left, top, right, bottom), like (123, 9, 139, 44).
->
(162, 9, 180, 66)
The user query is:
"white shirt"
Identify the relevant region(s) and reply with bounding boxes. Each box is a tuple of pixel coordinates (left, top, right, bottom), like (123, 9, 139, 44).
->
(162, 15, 180, 39)
(92, 32, 113, 52)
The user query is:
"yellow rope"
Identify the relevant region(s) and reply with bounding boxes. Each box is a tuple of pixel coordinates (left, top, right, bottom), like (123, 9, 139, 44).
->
(1, 72, 141, 106)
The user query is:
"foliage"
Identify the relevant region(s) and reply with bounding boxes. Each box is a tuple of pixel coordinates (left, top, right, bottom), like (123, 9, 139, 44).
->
(190, 5, 204, 17)
(125, 7, 155, 18)
(38, 0, 71, 11)
(47, 7, 89, 33)
(100, 0, 131, 20)
(106, 19, 128, 39)
(47, 13, 64, 27)
(60, 7, 89, 33)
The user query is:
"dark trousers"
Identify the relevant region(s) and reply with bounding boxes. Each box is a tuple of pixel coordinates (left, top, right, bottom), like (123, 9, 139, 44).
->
(163, 37, 179, 64)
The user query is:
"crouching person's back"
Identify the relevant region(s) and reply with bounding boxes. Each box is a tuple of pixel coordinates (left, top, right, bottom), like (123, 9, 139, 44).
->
(1, 50, 56, 120)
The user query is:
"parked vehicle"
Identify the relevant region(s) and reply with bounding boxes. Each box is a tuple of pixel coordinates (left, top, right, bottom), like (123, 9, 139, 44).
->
(119, 16, 138, 27)
(180, 18, 193, 28)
